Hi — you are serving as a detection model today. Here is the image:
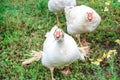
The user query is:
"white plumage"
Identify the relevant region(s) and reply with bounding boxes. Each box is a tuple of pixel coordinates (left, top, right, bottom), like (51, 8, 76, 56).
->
(22, 26, 88, 80)
(48, 0, 76, 25)
(42, 26, 84, 68)
(42, 25, 87, 80)
(64, 5, 101, 46)
(48, 0, 76, 13)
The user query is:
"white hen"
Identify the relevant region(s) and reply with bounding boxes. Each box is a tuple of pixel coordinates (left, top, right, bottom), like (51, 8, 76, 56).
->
(48, 0, 76, 25)
(65, 5, 101, 46)
(42, 25, 88, 80)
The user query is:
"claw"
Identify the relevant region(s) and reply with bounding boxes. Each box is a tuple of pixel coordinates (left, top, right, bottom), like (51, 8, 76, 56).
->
(61, 66, 71, 75)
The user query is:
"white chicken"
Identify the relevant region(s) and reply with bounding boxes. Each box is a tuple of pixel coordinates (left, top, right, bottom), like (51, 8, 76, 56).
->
(22, 26, 89, 80)
(48, 0, 76, 25)
(42, 25, 88, 80)
(64, 5, 101, 46)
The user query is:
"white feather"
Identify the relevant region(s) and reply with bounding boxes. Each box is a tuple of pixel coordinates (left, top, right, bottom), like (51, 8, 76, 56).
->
(42, 26, 87, 69)
(48, 0, 76, 13)
(64, 5, 101, 36)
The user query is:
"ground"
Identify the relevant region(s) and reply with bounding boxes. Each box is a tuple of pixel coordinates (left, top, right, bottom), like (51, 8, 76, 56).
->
(0, 0, 120, 80)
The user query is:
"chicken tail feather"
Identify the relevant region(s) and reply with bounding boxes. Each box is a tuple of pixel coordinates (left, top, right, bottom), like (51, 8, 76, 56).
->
(22, 50, 43, 65)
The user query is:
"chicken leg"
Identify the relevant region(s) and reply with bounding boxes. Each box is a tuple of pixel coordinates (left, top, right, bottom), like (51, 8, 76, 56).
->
(55, 12, 60, 26)
(50, 68, 55, 80)
(77, 37, 83, 47)
(61, 66, 71, 75)
(82, 33, 89, 46)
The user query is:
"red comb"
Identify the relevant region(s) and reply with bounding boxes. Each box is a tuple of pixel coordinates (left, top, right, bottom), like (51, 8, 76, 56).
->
(87, 12, 93, 21)
(87, 12, 92, 17)
(56, 30, 61, 37)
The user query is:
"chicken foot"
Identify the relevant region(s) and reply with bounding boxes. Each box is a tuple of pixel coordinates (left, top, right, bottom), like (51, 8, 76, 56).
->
(82, 33, 89, 46)
(61, 66, 71, 75)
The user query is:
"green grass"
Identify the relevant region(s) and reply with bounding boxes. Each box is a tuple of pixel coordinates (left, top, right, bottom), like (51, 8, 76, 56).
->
(0, 0, 120, 80)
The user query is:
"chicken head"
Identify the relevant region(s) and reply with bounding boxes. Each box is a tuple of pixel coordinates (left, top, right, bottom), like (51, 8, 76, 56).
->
(87, 12, 93, 22)
(53, 28, 64, 41)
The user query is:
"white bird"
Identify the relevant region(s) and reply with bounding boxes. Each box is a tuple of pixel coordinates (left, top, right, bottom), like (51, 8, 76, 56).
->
(48, 0, 76, 25)
(64, 5, 101, 46)
(42, 25, 88, 80)
(22, 26, 88, 80)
